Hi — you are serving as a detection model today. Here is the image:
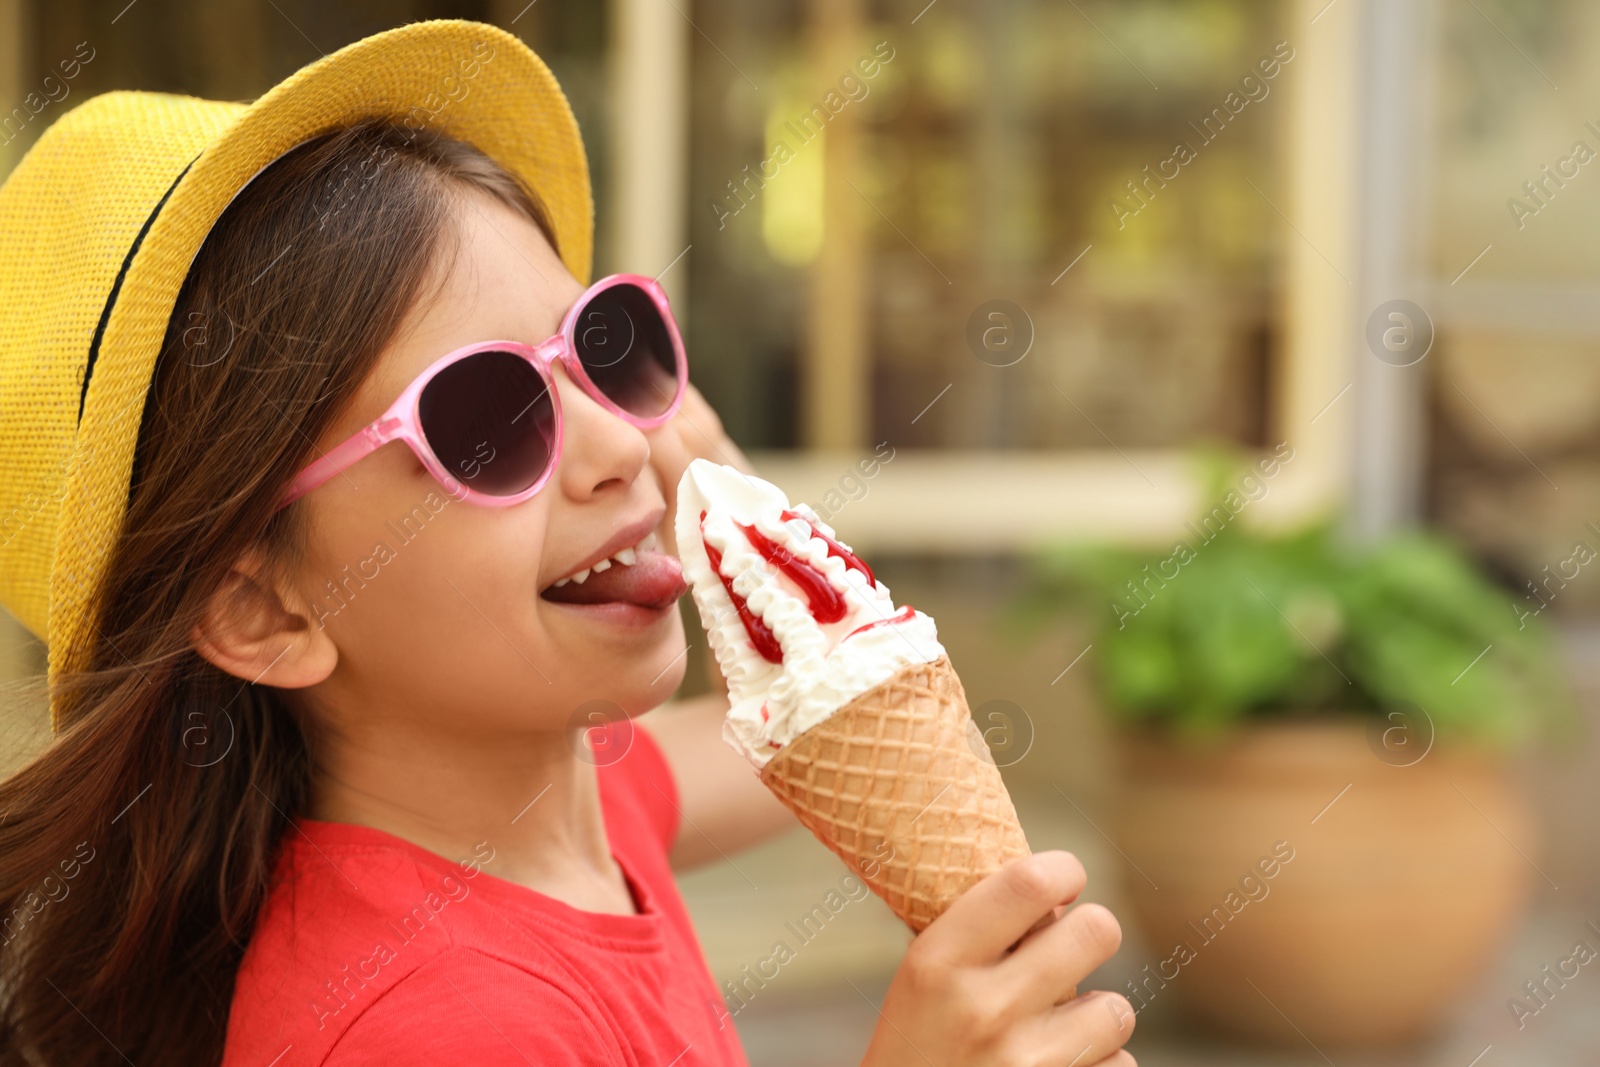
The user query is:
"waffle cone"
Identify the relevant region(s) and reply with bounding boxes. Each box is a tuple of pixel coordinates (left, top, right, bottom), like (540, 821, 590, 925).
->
(758, 655, 1031, 933)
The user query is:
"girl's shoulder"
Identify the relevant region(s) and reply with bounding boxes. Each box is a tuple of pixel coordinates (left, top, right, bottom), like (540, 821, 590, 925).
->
(219, 820, 531, 1063)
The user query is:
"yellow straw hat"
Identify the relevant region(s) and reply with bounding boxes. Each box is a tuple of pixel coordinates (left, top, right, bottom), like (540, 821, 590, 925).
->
(0, 19, 593, 734)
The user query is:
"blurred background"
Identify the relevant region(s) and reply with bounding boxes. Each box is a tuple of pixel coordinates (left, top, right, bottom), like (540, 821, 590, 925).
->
(3, 0, 1599, 1064)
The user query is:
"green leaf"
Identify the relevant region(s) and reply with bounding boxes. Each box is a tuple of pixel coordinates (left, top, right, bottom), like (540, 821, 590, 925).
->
(1006, 458, 1579, 748)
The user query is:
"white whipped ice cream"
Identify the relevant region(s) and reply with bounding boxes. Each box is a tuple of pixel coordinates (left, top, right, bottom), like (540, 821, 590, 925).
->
(674, 459, 945, 769)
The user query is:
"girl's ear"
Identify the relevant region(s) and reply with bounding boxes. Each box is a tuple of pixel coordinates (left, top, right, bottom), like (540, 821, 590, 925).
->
(188, 544, 337, 689)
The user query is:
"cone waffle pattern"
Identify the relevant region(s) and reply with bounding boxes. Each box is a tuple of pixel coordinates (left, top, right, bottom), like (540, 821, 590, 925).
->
(758, 655, 1031, 932)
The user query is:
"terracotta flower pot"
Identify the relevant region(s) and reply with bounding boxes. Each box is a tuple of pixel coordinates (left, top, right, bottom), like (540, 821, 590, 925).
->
(1109, 717, 1536, 1047)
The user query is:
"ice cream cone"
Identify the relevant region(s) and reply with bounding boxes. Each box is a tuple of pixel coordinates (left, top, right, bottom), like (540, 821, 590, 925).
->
(672, 460, 1037, 935)
(757, 654, 1032, 933)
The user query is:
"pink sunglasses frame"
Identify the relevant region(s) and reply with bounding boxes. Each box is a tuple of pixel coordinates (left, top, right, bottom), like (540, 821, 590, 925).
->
(273, 273, 688, 512)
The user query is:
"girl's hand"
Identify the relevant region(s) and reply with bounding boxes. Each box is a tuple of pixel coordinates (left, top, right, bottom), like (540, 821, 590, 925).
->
(860, 851, 1136, 1067)
(650, 381, 755, 560)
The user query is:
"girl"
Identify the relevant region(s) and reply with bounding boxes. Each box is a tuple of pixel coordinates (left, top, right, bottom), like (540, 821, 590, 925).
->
(0, 21, 1133, 1067)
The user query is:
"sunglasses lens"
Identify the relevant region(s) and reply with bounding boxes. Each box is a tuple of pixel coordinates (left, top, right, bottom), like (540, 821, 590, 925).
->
(573, 282, 680, 419)
(418, 351, 555, 496)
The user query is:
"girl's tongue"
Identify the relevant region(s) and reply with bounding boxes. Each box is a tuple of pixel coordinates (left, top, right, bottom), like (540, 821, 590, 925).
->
(541, 551, 687, 610)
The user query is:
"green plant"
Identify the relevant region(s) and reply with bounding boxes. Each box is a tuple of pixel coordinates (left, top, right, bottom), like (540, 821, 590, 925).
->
(1007, 459, 1577, 746)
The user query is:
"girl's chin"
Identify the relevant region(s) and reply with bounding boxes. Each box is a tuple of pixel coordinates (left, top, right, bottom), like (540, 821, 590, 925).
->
(539, 598, 688, 702)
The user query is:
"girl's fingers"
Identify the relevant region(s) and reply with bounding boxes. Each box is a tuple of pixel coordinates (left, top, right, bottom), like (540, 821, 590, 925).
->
(677, 382, 755, 474)
(1090, 1051, 1138, 1067)
(914, 851, 1086, 969)
(995, 900, 1122, 1014)
(1006, 901, 1066, 955)
(1038, 991, 1138, 1066)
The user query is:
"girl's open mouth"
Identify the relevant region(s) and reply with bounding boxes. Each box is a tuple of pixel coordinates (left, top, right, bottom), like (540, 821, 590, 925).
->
(539, 530, 689, 616)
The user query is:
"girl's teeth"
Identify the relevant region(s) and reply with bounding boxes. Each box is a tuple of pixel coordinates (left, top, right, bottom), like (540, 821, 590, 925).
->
(553, 535, 650, 588)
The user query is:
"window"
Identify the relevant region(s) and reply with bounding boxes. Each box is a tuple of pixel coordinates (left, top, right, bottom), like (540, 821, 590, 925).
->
(637, 0, 1354, 551)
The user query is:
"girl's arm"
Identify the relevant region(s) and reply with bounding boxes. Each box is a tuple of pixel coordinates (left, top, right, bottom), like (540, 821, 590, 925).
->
(637, 691, 796, 870)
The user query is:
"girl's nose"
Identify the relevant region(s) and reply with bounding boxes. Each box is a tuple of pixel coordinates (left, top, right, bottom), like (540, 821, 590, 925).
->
(551, 361, 650, 500)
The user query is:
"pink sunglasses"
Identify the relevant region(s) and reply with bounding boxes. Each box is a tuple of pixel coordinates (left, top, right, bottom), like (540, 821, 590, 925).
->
(274, 273, 687, 511)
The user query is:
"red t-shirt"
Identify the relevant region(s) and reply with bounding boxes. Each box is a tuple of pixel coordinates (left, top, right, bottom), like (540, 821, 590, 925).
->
(221, 723, 749, 1066)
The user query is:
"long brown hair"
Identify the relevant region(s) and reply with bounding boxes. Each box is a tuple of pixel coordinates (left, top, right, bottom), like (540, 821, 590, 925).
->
(0, 117, 558, 1065)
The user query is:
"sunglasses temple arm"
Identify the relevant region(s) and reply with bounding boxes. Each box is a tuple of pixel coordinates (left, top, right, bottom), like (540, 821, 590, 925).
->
(273, 416, 399, 511)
